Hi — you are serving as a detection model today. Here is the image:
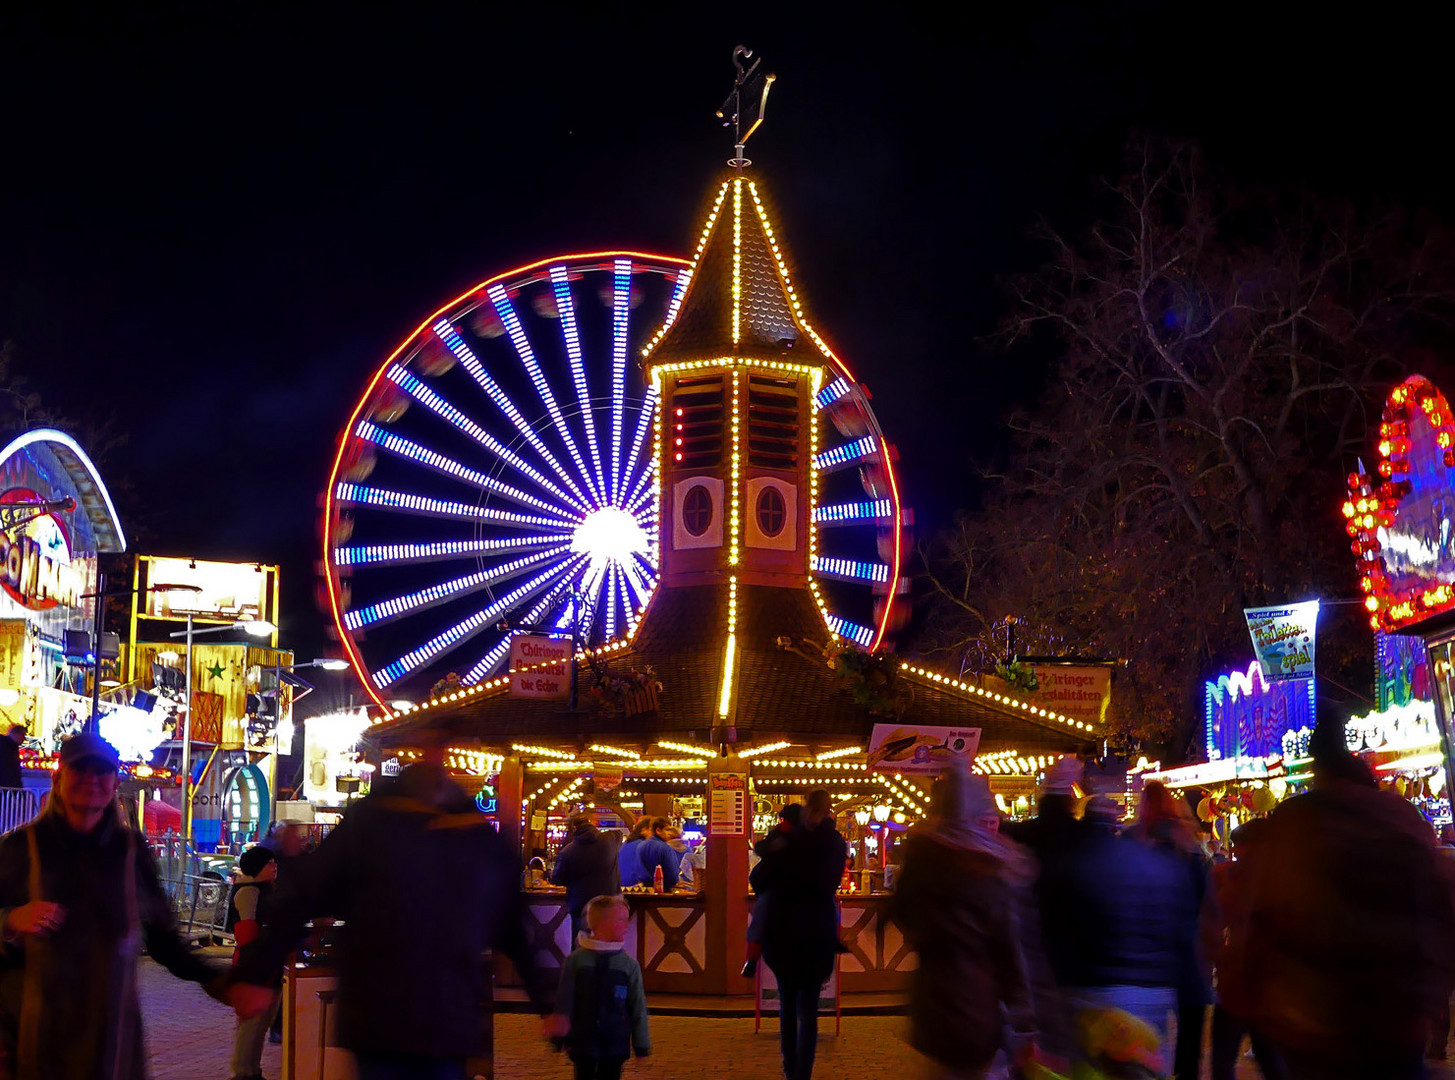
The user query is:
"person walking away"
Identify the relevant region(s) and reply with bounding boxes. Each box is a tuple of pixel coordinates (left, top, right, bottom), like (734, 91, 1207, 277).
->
(1429, 837, 1455, 1061)
(552, 813, 621, 939)
(0, 733, 249, 1079)
(549, 894, 650, 1079)
(750, 789, 847, 1080)
(1244, 718, 1455, 1080)
(1037, 794, 1198, 1073)
(1203, 820, 1288, 1080)
(743, 804, 802, 977)
(0, 726, 24, 793)
(258, 820, 309, 1046)
(1003, 756, 1085, 863)
(619, 819, 678, 891)
(228, 845, 280, 1080)
(890, 764, 1038, 1079)
(231, 748, 553, 1080)
(1130, 780, 1212, 1080)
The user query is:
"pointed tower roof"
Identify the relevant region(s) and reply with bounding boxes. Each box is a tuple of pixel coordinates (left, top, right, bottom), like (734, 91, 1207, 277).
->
(643, 174, 840, 369)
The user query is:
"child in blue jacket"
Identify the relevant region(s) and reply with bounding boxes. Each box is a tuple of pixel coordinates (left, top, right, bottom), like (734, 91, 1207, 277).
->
(551, 894, 651, 1079)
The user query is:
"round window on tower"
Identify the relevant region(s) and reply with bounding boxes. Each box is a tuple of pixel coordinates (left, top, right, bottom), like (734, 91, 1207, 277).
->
(683, 484, 714, 537)
(756, 486, 787, 538)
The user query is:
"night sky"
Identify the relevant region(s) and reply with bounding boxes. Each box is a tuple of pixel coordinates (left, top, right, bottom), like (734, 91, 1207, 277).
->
(1, 2, 1449, 684)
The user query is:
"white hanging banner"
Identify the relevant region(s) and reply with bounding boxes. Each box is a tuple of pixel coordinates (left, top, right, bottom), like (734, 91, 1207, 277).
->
(1243, 601, 1320, 683)
(508, 633, 573, 700)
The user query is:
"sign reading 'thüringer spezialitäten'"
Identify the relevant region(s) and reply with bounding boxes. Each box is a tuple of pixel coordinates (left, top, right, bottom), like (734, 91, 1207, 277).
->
(508, 632, 573, 700)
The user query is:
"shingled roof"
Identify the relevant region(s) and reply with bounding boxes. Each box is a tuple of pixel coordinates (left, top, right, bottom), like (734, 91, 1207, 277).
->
(643, 174, 830, 368)
(367, 581, 1096, 754)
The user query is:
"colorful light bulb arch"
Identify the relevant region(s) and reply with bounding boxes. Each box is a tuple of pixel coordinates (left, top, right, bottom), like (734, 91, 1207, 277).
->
(1345, 374, 1455, 632)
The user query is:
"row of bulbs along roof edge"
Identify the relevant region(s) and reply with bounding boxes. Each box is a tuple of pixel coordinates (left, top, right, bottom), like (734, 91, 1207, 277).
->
(372, 654, 1100, 738)
(370, 180, 1091, 735)
(409, 746, 1068, 812)
(640, 177, 844, 375)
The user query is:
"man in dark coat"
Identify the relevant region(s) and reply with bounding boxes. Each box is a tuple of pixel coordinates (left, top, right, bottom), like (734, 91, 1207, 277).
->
(1244, 720, 1454, 1080)
(0, 725, 25, 791)
(550, 812, 620, 938)
(232, 758, 551, 1080)
(0, 733, 242, 1080)
(1037, 795, 1198, 1068)
(890, 766, 1038, 1076)
(749, 789, 847, 1080)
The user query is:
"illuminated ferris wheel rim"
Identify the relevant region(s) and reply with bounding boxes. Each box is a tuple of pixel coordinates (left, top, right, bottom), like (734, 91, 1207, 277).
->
(324, 249, 906, 711)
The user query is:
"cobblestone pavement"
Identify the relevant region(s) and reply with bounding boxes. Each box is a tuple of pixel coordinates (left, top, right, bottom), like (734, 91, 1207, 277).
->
(139, 959, 1446, 1080)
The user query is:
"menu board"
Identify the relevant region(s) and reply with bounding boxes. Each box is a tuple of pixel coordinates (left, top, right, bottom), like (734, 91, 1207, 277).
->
(707, 771, 748, 836)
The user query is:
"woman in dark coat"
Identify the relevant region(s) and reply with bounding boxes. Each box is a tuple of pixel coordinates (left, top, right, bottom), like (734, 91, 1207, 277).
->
(890, 763, 1038, 1079)
(0, 734, 240, 1080)
(749, 789, 846, 1080)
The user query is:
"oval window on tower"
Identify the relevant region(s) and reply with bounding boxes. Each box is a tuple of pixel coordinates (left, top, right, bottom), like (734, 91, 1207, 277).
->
(756, 486, 786, 538)
(683, 484, 714, 537)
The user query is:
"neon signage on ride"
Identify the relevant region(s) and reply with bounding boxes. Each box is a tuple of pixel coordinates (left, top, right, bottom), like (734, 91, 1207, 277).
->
(1345, 375, 1455, 631)
(0, 488, 81, 610)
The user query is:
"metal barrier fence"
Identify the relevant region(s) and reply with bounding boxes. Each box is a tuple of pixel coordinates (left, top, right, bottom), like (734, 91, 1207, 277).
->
(0, 788, 41, 835)
(151, 830, 235, 946)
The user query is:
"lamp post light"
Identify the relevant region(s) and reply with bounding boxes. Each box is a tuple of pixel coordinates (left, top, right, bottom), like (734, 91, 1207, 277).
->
(853, 805, 872, 869)
(871, 803, 892, 880)
(268, 657, 351, 824)
(167, 616, 275, 843)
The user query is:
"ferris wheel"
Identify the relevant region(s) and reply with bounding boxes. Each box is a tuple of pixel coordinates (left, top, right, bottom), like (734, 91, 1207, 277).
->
(323, 251, 908, 709)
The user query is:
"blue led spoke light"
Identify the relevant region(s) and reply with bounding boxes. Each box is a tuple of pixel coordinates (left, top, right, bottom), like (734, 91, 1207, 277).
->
(433, 318, 592, 509)
(814, 377, 852, 410)
(813, 499, 893, 524)
(826, 616, 876, 648)
(550, 266, 607, 504)
(344, 546, 571, 630)
(813, 435, 878, 471)
(810, 555, 891, 584)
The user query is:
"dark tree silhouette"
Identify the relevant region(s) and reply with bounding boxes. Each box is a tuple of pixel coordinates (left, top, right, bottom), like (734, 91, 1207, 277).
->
(923, 137, 1455, 749)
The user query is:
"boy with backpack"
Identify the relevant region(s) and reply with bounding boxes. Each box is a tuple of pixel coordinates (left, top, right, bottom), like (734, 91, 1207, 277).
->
(550, 894, 651, 1079)
(227, 844, 280, 1080)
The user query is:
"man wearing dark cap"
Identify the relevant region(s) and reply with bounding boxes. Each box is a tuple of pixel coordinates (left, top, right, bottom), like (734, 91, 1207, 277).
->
(550, 811, 620, 941)
(0, 733, 249, 1077)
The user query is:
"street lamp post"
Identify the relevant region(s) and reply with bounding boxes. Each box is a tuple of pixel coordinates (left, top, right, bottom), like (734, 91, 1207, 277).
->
(168, 617, 275, 843)
(267, 657, 350, 825)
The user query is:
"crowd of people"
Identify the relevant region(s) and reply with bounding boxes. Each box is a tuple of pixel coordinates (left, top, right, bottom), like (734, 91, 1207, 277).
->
(891, 720, 1455, 1080)
(0, 718, 1453, 1080)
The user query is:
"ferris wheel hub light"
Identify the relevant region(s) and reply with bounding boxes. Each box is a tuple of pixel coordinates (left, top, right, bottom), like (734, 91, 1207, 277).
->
(571, 506, 649, 568)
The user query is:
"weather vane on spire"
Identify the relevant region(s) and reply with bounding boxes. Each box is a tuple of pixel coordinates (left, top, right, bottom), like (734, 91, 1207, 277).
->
(717, 46, 775, 170)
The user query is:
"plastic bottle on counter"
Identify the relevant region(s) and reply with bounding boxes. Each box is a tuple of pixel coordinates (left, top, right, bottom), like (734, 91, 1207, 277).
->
(653, 864, 664, 894)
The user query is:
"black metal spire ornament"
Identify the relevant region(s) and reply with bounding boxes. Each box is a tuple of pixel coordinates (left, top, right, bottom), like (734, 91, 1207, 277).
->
(716, 45, 775, 169)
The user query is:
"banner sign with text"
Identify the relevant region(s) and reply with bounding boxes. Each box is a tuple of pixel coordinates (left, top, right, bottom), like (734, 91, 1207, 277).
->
(1244, 601, 1319, 683)
(1021, 665, 1112, 726)
(707, 771, 749, 836)
(508, 633, 573, 699)
(867, 724, 981, 775)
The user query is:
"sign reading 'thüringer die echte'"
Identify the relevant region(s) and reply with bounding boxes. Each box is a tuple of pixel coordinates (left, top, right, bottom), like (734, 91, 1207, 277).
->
(508, 632, 573, 700)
